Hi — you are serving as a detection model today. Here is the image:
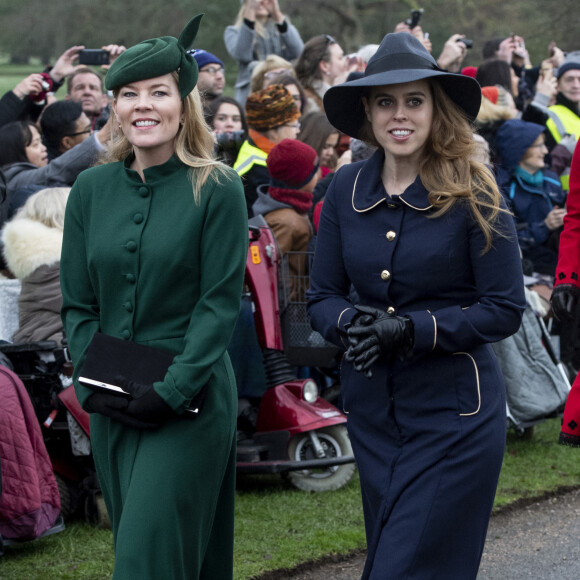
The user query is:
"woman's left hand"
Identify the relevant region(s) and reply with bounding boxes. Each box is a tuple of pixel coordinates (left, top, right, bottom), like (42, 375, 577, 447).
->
(116, 376, 177, 424)
(346, 305, 414, 372)
(262, 0, 284, 23)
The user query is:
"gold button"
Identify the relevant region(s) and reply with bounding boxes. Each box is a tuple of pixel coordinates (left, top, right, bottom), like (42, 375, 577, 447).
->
(387, 306, 395, 314)
(381, 270, 391, 281)
(386, 231, 396, 241)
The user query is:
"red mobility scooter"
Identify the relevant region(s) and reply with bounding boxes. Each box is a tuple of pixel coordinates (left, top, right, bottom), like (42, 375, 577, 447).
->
(236, 217, 355, 491)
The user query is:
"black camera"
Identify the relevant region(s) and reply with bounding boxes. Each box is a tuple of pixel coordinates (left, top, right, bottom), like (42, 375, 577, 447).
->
(216, 131, 245, 153)
(405, 9, 423, 29)
(78, 49, 110, 66)
(457, 38, 473, 49)
(215, 131, 246, 165)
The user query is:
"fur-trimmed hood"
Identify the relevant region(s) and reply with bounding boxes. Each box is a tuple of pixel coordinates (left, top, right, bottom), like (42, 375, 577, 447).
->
(2, 218, 63, 280)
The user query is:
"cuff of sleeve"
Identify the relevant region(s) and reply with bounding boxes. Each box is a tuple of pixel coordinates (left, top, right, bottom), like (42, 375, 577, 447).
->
(276, 20, 288, 33)
(532, 92, 551, 108)
(154, 375, 190, 413)
(407, 310, 437, 354)
(337, 307, 356, 348)
(243, 18, 255, 29)
(91, 132, 106, 151)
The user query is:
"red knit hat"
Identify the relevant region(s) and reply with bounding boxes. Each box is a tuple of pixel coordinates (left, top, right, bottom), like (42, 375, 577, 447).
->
(461, 66, 478, 78)
(267, 139, 319, 190)
(266, 139, 319, 213)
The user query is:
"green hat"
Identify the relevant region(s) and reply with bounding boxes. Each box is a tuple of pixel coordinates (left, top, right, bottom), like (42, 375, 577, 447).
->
(105, 14, 203, 99)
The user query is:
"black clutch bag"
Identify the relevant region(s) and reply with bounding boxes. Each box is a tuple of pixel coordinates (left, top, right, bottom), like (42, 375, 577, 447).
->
(78, 333, 206, 416)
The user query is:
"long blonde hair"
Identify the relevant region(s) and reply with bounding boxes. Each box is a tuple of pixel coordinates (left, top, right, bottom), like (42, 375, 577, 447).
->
(106, 73, 228, 204)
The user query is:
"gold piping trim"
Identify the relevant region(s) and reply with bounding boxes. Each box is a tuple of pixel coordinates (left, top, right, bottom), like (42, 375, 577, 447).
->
(352, 168, 386, 213)
(427, 310, 437, 351)
(399, 197, 433, 212)
(454, 352, 482, 416)
(338, 307, 354, 348)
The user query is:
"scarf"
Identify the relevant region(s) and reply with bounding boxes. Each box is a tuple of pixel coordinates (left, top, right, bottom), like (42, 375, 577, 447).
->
(514, 166, 544, 188)
(268, 187, 313, 214)
(249, 129, 277, 155)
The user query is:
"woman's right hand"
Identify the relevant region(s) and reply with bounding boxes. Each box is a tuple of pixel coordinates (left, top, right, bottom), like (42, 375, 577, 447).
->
(84, 392, 158, 429)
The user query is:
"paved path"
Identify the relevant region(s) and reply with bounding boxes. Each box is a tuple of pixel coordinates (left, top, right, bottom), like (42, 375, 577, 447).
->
(261, 488, 580, 579)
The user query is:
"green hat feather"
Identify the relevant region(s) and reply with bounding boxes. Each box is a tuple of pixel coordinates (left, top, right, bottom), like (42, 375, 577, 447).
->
(105, 14, 203, 99)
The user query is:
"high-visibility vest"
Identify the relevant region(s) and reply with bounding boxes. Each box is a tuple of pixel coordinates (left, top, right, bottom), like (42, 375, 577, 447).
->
(546, 105, 580, 191)
(233, 140, 267, 176)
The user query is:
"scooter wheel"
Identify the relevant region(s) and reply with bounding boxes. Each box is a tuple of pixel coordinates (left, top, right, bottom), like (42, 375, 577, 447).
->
(286, 425, 356, 492)
(55, 473, 74, 520)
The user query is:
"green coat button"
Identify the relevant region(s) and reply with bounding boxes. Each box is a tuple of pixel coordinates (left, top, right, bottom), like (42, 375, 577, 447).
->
(121, 329, 130, 339)
(126, 241, 137, 252)
(133, 213, 144, 224)
(139, 186, 149, 197)
(125, 274, 136, 283)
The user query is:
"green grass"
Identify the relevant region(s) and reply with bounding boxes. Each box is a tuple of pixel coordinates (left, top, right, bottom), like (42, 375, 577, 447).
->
(2, 418, 578, 579)
(495, 417, 580, 508)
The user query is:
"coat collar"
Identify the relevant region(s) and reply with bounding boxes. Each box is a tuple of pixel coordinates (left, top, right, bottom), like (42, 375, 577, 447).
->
(352, 148, 433, 212)
(123, 154, 185, 185)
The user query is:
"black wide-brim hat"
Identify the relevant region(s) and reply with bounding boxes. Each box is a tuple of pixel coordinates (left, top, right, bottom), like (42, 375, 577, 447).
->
(324, 33, 482, 139)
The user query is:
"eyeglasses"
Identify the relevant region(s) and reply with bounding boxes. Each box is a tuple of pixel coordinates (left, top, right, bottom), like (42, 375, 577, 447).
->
(200, 66, 225, 76)
(285, 122, 301, 131)
(529, 142, 547, 148)
(65, 128, 92, 138)
(324, 34, 336, 46)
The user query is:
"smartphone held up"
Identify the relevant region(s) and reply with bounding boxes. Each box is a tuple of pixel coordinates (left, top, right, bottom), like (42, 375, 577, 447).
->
(78, 49, 110, 66)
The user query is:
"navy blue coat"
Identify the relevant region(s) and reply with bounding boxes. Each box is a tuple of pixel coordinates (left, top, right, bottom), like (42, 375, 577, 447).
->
(307, 149, 525, 579)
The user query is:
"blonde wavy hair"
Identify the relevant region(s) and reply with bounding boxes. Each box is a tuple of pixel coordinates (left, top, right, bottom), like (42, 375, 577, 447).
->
(15, 187, 71, 230)
(360, 80, 505, 253)
(250, 55, 294, 93)
(476, 94, 517, 124)
(105, 72, 228, 204)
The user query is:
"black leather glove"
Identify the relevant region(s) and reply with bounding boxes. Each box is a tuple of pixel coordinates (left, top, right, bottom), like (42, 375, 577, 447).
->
(346, 305, 414, 374)
(116, 376, 177, 425)
(84, 392, 158, 430)
(551, 284, 580, 321)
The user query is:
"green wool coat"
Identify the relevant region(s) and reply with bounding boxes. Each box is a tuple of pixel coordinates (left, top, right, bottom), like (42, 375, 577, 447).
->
(60, 155, 247, 579)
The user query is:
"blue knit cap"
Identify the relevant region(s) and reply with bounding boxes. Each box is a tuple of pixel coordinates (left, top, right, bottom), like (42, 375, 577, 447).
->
(557, 51, 580, 80)
(189, 49, 224, 71)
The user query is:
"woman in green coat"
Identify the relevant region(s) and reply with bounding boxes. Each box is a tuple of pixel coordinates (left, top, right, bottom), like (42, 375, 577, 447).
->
(60, 15, 247, 580)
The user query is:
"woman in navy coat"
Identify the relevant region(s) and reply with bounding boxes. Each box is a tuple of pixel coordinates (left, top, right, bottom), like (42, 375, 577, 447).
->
(307, 33, 526, 579)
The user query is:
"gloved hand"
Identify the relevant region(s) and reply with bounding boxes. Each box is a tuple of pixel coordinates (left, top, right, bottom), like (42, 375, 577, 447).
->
(84, 392, 158, 430)
(346, 305, 414, 374)
(551, 284, 580, 321)
(116, 376, 177, 425)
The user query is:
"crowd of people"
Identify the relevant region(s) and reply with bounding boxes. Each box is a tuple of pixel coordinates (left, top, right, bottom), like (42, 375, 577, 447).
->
(0, 2, 579, 578)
